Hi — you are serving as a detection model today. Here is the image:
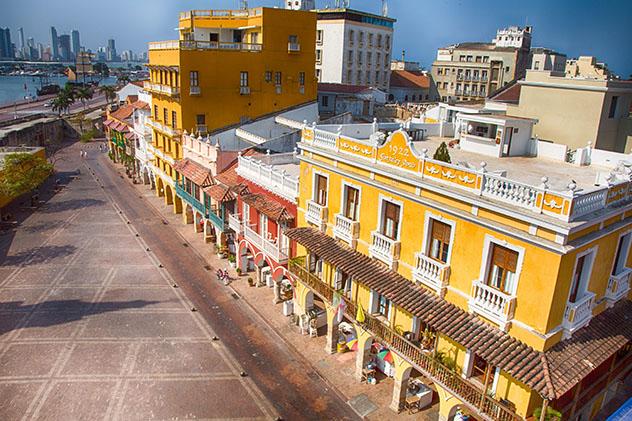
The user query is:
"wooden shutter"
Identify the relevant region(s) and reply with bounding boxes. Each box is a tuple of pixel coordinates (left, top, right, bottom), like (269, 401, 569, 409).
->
(490, 244, 518, 272)
(344, 186, 359, 220)
(382, 201, 400, 239)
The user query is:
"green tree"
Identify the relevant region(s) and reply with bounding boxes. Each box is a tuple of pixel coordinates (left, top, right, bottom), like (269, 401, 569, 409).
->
(100, 85, 117, 106)
(0, 153, 53, 202)
(533, 406, 562, 421)
(118, 75, 130, 86)
(75, 86, 94, 111)
(51, 90, 75, 116)
(94, 62, 110, 77)
(433, 141, 451, 163)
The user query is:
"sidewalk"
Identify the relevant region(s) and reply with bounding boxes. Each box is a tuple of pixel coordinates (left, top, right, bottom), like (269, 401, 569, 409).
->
(115, 162, 439, 421)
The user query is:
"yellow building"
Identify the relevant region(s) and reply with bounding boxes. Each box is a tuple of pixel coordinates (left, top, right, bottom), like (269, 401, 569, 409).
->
(145, 7, 317, 209)
(287, 121, 632, 420)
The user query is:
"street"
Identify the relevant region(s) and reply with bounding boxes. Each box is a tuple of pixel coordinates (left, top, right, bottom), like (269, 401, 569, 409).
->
(0, 142, 359, 420)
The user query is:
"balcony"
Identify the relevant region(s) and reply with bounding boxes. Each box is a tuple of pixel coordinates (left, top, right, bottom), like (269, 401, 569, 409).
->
(175, 182, 205, 216)
(305, 200, 327, 231)
(244, 225, 289, 263)
(149, 40, 262, 52)
(333, 214, 360, 247)
(240, 86, 251, 95)
(563, 292, 595, 335)
(207, 210, 227, 232)
(143, 81, 180, 98)
(288, 43, 301, 52)
(288, 257, 521, 421)
(369, 231, 401, 269)
(189, 86, 201, 96)
(412, 254, 450, 296)
(606, 269, 631, 304)
(228, 213, 243, 235)
(469, 280, 516, 330)
(146, 118, 182, 139)
(236, 154, 299, 202)
(195, 124, 207, 135)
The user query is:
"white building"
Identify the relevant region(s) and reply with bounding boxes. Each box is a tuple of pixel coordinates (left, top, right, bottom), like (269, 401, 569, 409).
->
(284, 0, 314, 10)
(492, 26, 532, 49)
(529, 47, 567, 71)
(314, 8, 395, 90)
(133, 88, 154, 186)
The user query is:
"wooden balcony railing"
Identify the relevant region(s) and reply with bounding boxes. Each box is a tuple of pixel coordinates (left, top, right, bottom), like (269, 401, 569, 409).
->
(288, 256, 521, 421)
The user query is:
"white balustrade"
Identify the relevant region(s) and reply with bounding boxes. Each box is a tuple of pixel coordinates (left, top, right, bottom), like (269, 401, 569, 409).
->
(143, 81, 180, 97)
(228, 213, 243, 234)
(313, 129, 338, 149)
(481, 174, 539, 209)
(571, 188, 608, 219)
(606, 268, 631, 304)
(369, 231, 401, 268)
(236, 155, 299, 202)
(412, 253, 450, 294)
(563, 292, 595, 333)
(274, 116, 304, 129)
(235, 128, 267, 145)
(243, 224, 288, 263)
(469, 280, 516, 329)
(306, 200, 327, 229)
(333, 214, 359, 246)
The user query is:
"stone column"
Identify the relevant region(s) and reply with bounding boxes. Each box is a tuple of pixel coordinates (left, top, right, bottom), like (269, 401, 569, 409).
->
(389, 365, 411, 413)
(324, 306, 339, 354)
(273, 282, 282, 304)
(354, 333, 372, 381)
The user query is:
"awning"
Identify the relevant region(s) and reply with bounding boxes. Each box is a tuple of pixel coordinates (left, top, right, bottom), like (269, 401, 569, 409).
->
(203, 184, 236, 203)
(241, 193, 293, 222)
(173, 158, 214, 187)
(124, 132, 135, 140)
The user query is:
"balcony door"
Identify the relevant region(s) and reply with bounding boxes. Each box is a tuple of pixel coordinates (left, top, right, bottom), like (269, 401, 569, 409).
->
(314, 174, 328, 206)
(380, 201, 400, 240)
(570, 251, 594, 303)
(612, 233, 632, 276)
(486, 244, 518, 295)
(343, 185, 360, 221)
(259, 213, 268, 238)
(428, 219, 451, 264)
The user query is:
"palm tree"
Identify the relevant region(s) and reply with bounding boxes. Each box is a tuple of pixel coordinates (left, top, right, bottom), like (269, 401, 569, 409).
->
(100, 85, 117, 106)
(75, 86, 94, 111)
(51, 90, 74, 116)
(118, 75, 130, 86)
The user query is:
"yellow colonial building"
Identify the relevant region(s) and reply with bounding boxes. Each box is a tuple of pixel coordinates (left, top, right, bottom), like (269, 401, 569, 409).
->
(144, 7, 317, 206)
(287, 121, 632, 420)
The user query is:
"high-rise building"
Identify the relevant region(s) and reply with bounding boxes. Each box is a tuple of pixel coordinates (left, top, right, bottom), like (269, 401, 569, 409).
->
(314, 8, 395, 90)
(58, 34, 71, 61)
(106, 38, 117, 61)
(18, 27, 25, 50)
(50, 26, 59, 60)
(0, 27, 14, 59)
(71, 30, 81, 57)
(431, 26, 532, 102)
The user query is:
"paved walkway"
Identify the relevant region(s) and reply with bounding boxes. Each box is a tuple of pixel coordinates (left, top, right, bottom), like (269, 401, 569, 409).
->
(0, 144, 276, 420)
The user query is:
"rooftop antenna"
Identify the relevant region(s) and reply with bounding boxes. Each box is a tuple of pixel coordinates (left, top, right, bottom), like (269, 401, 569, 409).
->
(382, 0, 388, 16)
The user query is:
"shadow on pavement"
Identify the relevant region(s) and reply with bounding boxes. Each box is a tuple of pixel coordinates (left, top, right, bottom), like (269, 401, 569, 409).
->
(0, 244, 77, 266)
(0, 299, 160, 336)
(38, 198, 105, 213)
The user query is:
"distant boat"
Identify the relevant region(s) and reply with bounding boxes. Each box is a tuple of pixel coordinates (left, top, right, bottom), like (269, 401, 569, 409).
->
(37, 84, 60, 96)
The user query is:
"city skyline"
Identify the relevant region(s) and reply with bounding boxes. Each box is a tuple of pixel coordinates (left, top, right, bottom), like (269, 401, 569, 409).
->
(1, 0, 631, 75)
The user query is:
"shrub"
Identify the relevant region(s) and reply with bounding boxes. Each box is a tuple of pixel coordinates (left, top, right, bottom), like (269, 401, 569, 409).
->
(433, 141, 451, 163)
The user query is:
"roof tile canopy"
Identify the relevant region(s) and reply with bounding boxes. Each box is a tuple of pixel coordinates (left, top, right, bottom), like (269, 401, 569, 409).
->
(285, 226, 632, 400)
(241, 193, 293, 222)
(173, 158, 214, 187)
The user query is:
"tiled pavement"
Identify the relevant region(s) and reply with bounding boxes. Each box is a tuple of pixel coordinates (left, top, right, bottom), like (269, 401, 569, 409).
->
(0, 146, 276, 420)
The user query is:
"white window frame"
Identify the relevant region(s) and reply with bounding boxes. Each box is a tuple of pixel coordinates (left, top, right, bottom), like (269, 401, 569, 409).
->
(421, 211, 457, 265)
(312, 170, 329, 206)
(339, 180, 362, 222)
(478, 234, 525, 296)
(377, 194, 404, 241)
(242, 202, 250, 225)
(611, 229, 632, 276)
(568, 246, 597, 303)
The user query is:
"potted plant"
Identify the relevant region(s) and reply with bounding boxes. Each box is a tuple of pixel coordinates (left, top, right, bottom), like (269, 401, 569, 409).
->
(228, 254, 236, 268)
(217, 246, 228, 259)
(248, 277, 255, 287)
(236, 267, 242, 276)
(421, 327, 435, 350)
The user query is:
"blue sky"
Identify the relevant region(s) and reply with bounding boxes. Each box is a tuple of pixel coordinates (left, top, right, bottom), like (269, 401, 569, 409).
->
(2, 0, 631, 77)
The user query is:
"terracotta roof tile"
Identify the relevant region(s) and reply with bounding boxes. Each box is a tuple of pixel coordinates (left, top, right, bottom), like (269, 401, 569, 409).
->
(285, 226, 632, 400)
(241, 193, 293, 222)
(203, 184, 238, 203)
(390, 70, 431, 89)
(173, 158, 214, 187)
(489, 82, 521, 103)
(110, 103, 135, 121)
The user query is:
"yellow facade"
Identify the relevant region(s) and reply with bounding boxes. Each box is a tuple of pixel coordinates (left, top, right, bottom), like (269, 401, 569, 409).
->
(294, 128, 632, 419)
(146, 7, 317, 186)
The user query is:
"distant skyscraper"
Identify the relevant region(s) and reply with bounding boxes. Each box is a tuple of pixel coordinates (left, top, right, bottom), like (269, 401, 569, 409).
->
(50, 26, 59, 60)
(71, 30, 80, 57)
(18, 27, 25, 49)
(0, 27, 13, 59)
(106, 38, 117, 61)
(58, 34, 71, 61)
